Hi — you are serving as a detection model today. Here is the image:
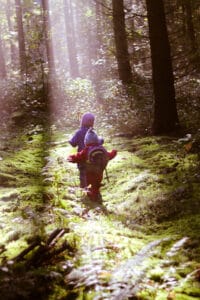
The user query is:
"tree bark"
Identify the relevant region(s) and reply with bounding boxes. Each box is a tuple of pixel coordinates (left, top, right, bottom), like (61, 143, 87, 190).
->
(112, 0, 132, 84)
(182, 0, 199, 68)
(95, 0, 103, 57)
(146, 0, 179, 134)
(6, 0, 17, 68)
(63, 0, 79, 78)
(15, 0, 26, 76)
(41, 0, 56, 77)
(0, 38, 7, 79)
(183, 0, 197, 53)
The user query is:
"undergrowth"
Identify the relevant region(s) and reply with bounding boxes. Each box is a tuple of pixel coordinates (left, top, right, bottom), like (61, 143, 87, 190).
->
(0, 126, 200, 299)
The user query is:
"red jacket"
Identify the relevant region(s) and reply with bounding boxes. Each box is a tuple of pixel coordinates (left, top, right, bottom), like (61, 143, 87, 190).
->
(68, 144, 117, 164)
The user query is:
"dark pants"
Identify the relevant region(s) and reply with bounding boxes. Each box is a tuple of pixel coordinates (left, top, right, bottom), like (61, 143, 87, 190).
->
(78, 164, 103, 199)
(78, 163, 87, 188)
(86, 171, 103, 197)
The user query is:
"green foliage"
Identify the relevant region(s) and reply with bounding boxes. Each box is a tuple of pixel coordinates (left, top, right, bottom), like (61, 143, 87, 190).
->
(54, 77, 152, 136)
(1, 126, 200, 299)
(54, 77, 96, 127)
(64, 78, 95, 103)
(96, 85, 151, 134)
(176, 77, 200, 131)
(51, 168, 67, 206)
(84, 8, 94, 18)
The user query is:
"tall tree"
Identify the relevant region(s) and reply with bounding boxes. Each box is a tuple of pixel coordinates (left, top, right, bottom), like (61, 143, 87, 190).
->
(182, 0, 197, 52)
(63, 0, 79, 78)
(15, 0, 26, 75)
(41, 0, 56, 77)
(6, 0, 17, 67)
(181, 0, 199, 67)
(92, 0, 105, 100)
(85, 0, 96, 76)
(112, 0, 132, 84)
(146, 0, 179, 134)
(0, 38, 6, 79)
(95, 0, 103, 58)
(41, 0, 57, 118)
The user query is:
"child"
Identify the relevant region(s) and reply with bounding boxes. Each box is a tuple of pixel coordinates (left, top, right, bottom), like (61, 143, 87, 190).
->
(68, 128, 117, 200)
(69, 112, 95, 188)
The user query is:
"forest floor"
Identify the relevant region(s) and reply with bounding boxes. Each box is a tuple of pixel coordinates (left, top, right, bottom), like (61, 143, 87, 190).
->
(0, 125, 200, 300)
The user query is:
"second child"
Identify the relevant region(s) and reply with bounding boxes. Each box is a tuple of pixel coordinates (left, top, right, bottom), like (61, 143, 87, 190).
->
(68, 128, 117, 200)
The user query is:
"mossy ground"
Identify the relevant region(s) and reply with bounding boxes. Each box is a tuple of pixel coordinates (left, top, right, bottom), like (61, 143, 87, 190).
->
(0, 127, 200, 299)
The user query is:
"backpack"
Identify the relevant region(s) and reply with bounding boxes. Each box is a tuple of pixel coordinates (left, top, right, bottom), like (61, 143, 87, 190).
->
(86, 145, 108, 173)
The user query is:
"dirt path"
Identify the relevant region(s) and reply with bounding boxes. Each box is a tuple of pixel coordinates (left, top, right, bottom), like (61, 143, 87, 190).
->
(46, 131, 200, 299)
(0, 129, 200, 299)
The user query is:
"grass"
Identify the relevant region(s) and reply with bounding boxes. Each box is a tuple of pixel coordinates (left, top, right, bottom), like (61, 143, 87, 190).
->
(0, 128, 200, 299)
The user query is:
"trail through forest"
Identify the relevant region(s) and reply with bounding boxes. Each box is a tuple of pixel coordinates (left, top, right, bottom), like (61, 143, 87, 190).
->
(0, 127, 200, 300)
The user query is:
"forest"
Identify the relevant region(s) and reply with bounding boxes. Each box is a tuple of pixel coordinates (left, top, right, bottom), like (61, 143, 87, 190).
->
(0, 0, 200, 299)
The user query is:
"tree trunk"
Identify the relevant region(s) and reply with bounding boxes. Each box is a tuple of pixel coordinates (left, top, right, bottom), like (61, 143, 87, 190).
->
(183, 0, 197, 53)
(146, 0, 179, 134)
(15, 0, 26, 76)
(112, 0, 132, 84)
(95, 0, 103, 58)
(41, 0, 56, 77)
(6, 0, 17, 68)
(0, 38, 7, 79)
(93, 0, 104, 101)
(182, 0, 199, 68)
(63, 0, 79, 78)
(41, 0, 57, 118)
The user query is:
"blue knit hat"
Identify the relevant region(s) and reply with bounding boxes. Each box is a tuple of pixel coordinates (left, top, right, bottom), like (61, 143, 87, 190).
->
(81, 112, 95, 127)
(84, 128, 100, 146)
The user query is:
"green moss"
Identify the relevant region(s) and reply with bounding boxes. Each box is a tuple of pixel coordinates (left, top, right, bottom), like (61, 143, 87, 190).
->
(173, 293, 200, 300)
(6, 239, 29, 259)
(175, 279, 200, 297)
(1, 130, 200, 299)
(137, 288, 158, 299)
(148, 266, 165, 282)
